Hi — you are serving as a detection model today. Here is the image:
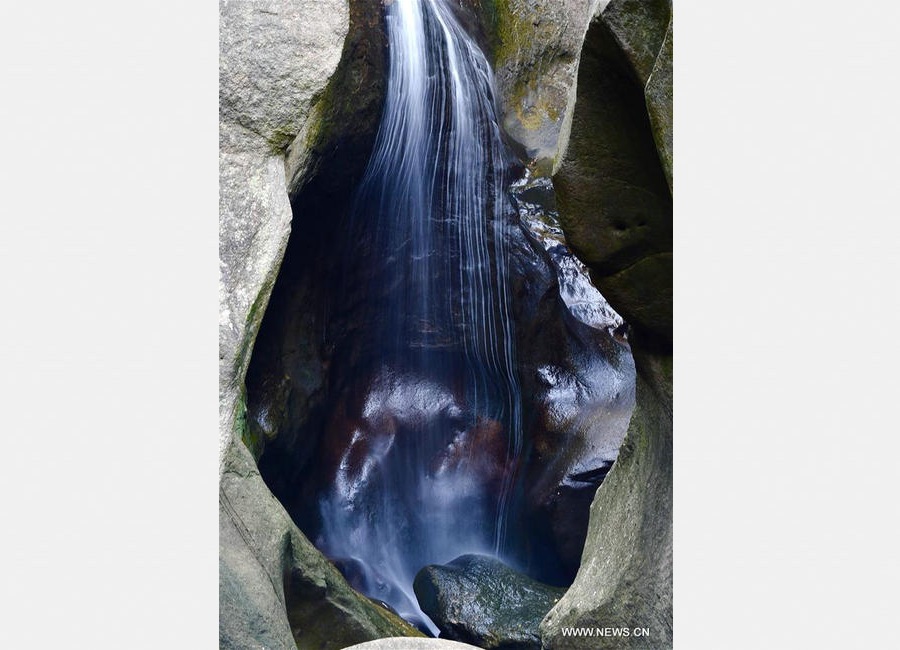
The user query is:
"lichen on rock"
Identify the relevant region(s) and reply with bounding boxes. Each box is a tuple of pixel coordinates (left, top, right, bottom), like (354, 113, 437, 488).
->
(479, 0, 601, 172)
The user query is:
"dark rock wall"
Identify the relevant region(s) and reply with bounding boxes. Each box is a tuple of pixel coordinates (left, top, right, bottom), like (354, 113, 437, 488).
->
(245, 0, 389, 520)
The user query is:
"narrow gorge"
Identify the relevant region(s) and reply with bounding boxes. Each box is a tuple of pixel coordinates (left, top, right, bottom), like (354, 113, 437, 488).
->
(220, 1, 672, 648)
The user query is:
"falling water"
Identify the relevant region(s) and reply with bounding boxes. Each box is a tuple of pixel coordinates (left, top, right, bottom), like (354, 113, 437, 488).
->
(316, 0, 523, 633)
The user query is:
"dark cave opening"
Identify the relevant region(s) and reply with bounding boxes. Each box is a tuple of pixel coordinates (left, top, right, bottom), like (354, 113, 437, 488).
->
(241, 0, 638, 633)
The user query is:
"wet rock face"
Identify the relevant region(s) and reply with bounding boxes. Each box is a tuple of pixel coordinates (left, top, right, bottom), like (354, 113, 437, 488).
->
(313, 366, 515, 511)
(508, 173, 635, 581)
(249, 167, 636, 591)
(551, 0, 673, 346)
(414, 555, 566, 649)
(540, 348, 673, 649)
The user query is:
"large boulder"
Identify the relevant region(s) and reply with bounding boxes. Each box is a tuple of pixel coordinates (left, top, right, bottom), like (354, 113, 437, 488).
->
(219, 1, 420, 647)
(480, 0, 608, 172)
(414, 555, 566, 649)
(550, 0, 673, 347)
(219, 0, 349, 465)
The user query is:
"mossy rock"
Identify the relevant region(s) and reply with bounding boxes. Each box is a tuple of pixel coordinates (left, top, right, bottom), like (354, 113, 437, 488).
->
(602, 0, 671, 85)
(477, 0, 596, 168)
(645, 18, 673, 191)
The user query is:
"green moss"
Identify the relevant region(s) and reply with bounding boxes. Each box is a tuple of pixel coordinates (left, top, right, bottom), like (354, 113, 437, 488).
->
(235, 277, 280, 462)
(235, 387, 265, 462)
(266, 126, 295, 155)
(263, 95, 330, 157)
(487, 0, 533, 67)
(263, 78, 335, 157)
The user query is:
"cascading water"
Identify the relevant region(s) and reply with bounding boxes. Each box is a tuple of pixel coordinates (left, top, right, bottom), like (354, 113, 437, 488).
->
(315, 0, 523, 633)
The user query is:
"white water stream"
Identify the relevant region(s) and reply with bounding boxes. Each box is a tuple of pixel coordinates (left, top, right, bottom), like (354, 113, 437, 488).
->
(315, 0, 524, 633)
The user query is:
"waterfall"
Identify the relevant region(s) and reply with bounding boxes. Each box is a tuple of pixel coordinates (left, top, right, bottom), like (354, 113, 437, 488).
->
(316, 0, 523, 633)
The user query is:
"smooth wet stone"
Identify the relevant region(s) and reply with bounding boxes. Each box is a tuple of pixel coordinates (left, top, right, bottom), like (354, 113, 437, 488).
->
(345, 639, 481, 650)
(509, 172, 635, 581)
(414, 555, 566, 650)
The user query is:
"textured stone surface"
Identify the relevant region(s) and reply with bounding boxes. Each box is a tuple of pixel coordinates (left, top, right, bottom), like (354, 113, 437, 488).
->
(601, 0, 670, 84)
(219, 0, 348, 156)
(414, 555, 565, 649)
(345, 639, 482, 650)
(219, 150, 294, 462)
(552, 2, 672, 345)
(645, 17, 673, 190)
(480, 0, 602, 172)
(219, 0, 347, 464)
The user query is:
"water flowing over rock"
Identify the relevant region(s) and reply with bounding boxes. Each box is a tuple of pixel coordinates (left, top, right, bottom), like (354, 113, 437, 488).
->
(241, 0, 636, 637)
(312, 0, 526, 631)
(413, 555, 565, 649)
